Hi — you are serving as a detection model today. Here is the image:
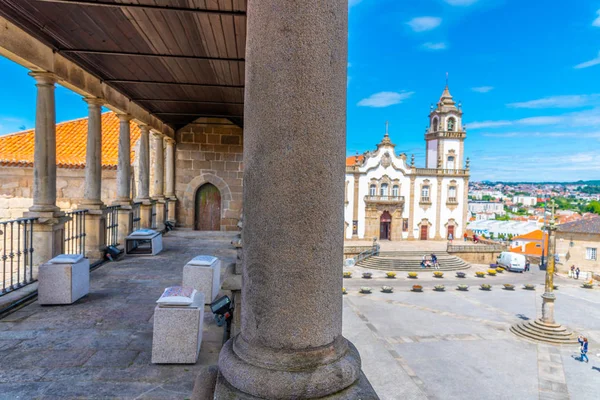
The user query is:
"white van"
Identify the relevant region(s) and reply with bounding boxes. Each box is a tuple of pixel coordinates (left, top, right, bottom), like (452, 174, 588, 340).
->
(496, 252, 527, 273)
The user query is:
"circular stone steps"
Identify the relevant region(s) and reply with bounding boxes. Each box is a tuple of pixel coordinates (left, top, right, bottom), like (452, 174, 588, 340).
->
(510, 319, 578, 345)
(356, 251, 471, 272)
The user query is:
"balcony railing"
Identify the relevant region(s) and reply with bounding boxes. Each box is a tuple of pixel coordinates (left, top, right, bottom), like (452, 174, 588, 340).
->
(64, 210, 88, 255)
(414, 168, 469, 176)
(105, 205, 120, 248)
(364, 195, 405, 204)
(425, 131, 467, 140)
(0, 217, 37, 296)
(132, 202, 141, 232)
(420, 197, 431, 204)
(447, 197, 458, 204)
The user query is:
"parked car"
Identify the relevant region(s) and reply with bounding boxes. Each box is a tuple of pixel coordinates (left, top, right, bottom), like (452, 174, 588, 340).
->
(496, 252, 526, 273)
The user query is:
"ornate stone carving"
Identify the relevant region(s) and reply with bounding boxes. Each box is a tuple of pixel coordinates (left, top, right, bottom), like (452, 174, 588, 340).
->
(381, 152, 391, 169)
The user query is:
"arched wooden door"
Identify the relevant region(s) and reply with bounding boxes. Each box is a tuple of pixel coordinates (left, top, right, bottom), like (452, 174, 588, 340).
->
(420, 225, 429, 240)
(194, 183, 221, 231)
(380, 211, 392, 240)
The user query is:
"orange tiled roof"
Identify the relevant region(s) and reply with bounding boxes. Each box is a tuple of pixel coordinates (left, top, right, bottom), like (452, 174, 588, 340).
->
(346, 155, 365, 166)
(0, 112, 141, 170)
(510, 241, 545, 257)
(512, 230, 544, 241)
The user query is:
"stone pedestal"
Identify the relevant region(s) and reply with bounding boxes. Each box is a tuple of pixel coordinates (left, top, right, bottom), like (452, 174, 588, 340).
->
(139, 202, 153, 229)
(80, 206, 107, 262)
(115, 204, 133, 248)
(183, 256, 221, 305)
(167, 196, 177, 223)
(214, 1, 376, 398)
(152, 292, 205, 364)
(541, 292, 556, 325)
(154, 199, 165, 231)
(23, 212, 68, 277)
(38, 255, 89, 305)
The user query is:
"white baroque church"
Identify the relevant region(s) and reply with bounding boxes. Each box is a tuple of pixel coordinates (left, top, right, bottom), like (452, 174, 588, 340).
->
(345, 85, 470, 241)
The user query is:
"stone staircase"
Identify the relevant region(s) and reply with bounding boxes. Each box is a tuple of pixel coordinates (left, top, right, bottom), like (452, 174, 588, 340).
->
(356, 251, 471, 271)
(510, 319, 578, 345)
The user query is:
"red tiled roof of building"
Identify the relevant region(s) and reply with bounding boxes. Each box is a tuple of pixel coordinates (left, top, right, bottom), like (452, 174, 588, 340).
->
(0, 112, 141, 169)
(346, 155, 365, 167)
(512, 229, 544, 241)
(510, 241, 545, 257)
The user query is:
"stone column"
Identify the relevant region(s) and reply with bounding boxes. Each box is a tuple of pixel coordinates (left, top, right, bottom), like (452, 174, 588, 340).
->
(541, 223, 557, 324)
(136, 124, 152, 228)
(114, 114, 134, 243)
(434, 176, 443, 240)
(408, 176, 416, 240)
(352, 173, 360, 239)
(151, 132, 166, 230)
(24, 71, 67, 270)
(79, 97, 107, 261)
(215, 1, 376, 398)
(164, 137, 177, 223)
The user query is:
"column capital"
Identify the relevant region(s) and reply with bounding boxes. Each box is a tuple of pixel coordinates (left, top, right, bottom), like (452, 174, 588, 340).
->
(164, 136, 176, 145)
(138, 124, 150, 133)
(151, 130, 164, 139)
(28, 71, 57, 86)
(116, 113, 132, 122)
(83, 96, 104, 106)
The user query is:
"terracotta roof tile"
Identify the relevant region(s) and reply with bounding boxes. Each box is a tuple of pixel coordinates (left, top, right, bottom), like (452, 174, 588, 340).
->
(0, 112, 141, 169)
(557, 217, 600, 235)
(510, 241, 545, 257)
(346, 155, 364, 166)
(512, 230, 544, 241)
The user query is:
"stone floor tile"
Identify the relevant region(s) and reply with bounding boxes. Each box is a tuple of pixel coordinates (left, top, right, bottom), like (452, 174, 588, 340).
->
(0, 381, 53, 399)
(37, 349, 97, 368)
(84, 349, 140, 368)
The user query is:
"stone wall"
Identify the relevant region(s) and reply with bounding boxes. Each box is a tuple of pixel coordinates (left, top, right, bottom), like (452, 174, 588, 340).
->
(174, 119, 243, 231)
(0, 166, 120, 220)
(556, 232, 600, 274)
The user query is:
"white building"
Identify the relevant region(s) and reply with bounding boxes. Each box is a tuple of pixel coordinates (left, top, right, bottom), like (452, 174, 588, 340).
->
(467, 220, 541, 238)
(344, 86, 469, 241)
(513, 196, 538, 206)
(468, 201, 505, 215)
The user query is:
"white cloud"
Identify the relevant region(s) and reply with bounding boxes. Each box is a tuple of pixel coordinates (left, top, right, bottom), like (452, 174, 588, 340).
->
(407, 17, 442, 32)
(574, 51, 600, 69)
(471, 86, 494, 93)
(357, 91, 414, 108)
(517, 116, 564, 126)
(422, 42, 447, 51)
(593, 9, 600, 27)
(469, 108, 600, 130)
(444, 0, 480, 5)
(508, 94, 600, 109)
(467, 120, 512, 129)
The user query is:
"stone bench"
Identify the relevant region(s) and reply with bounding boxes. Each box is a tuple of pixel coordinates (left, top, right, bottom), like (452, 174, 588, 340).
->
(183, 255, 221, 305)
(38, 254, 89, 305)
(152, 291, 205, 364)
(125, 229, 163, 255)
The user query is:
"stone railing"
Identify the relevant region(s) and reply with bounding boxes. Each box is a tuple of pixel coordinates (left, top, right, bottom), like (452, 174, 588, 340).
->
(364, 195, 405, 204)
(425, 131, 467, 140)
(414, 168, 469, 176)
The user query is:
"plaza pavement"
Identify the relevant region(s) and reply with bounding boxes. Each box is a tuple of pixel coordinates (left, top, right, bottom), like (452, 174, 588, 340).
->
(344, 266, 600, 400)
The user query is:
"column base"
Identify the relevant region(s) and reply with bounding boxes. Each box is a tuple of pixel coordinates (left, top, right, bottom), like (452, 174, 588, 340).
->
(83, 209, 107, 263)
(214, 336, 377, 399)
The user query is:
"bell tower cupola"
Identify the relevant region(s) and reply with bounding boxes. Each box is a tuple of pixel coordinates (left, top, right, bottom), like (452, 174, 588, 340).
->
(425, 79, 467, 170)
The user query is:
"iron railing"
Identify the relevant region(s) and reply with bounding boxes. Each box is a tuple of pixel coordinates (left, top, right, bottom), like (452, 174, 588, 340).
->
(132, 202, 141, 232)
(64, 210, 88, 255)
(0, 217, 37, 296)
(105, 205, 120, 247)
(150, 200, 157, 229)
(355, 243, 380, 264)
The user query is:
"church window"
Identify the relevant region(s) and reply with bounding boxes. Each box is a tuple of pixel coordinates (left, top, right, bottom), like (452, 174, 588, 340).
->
(392, 185, 399, 197)
(448, 186, 457, 203)
(447, 156, 455, 170)
(380, 184, 389, 198)
(369, 185, 376, 197)
(447, 117, 456, 131)
(421, 186, 430, 202)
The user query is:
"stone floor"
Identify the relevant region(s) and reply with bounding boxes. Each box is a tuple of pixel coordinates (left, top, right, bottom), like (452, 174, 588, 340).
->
(0, 230, 236, 400)
(344, 266, 600, 400)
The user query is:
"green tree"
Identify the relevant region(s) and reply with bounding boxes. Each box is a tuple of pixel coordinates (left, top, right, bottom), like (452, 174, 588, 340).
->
(585, 201, 600, 215)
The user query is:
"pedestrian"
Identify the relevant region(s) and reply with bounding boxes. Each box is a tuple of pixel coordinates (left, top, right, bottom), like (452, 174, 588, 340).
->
(575, 267, 580, 280)
(578, 336, 589, 363)
(421, 255, 427, 269)
(463, 232, 468, 242)
(431, 253, 439, 270)
(525, 260, 530, 272)
(448, 233, 453, 244)
(570, 265, 575, 279)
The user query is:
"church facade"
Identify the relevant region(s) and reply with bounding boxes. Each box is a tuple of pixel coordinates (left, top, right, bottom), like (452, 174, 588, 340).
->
(345, 86, 470, 241)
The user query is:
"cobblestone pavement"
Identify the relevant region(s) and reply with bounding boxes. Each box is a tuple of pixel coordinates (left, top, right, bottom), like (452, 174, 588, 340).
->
(0, 230, 236, 400)
(344, 266, 600, 400)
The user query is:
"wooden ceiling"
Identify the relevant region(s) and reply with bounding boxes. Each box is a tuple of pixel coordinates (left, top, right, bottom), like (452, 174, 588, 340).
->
(0, 0, 246, 129)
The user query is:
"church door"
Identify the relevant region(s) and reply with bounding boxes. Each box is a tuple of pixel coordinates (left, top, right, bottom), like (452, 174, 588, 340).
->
(380, 211, 392, 240)
(447, 225, 455, 240)
(420, 225, 429, 240)
(194, 183, 221, 231)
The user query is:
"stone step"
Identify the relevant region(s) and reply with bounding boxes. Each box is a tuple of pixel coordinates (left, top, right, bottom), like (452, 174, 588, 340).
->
(510, 322, 578, 345)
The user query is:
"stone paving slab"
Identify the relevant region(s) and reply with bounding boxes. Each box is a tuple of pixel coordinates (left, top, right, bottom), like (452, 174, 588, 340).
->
(0, 230, 236, 400)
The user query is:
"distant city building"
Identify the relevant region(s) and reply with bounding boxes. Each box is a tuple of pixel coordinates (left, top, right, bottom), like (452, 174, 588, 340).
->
(513, 196, 538, 206)
(556, 217, 600, 273)
(345, 85, 469, 241)
(468, 201, 505, 215)
(510, 230, 547, 258)
(467, 219, 540, 238)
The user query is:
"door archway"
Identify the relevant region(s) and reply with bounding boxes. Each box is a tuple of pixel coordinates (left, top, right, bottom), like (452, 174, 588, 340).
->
(380, 211, 392, 240)
(194, 183, 221, 231)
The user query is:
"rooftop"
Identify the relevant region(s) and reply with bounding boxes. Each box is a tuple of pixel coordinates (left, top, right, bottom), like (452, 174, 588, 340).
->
(0, 112, 141, 169)
(557, 216, 600, 235)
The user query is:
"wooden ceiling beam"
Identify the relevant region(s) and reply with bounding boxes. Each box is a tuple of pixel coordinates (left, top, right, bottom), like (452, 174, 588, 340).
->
(31, 0, 246, 16)
(105, 79, 244, 88)
(58, 49, 244, 62)
(133, 98, 244, 105)
(153, 112, 244, 118)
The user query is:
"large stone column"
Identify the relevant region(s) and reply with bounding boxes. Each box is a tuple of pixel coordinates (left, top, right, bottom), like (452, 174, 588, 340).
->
(135, 124, 152, 228)
(165, 138, 177, 223)
(215, 1, 377, 398)
(79, 97, 107, 261)
(114, 113, 133, 242)
(24, 71, 67, 270)
(151, 132, 165, 230)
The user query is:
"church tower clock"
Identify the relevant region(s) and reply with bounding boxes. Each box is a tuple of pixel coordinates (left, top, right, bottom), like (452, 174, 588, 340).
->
(425, 84, 467, 170)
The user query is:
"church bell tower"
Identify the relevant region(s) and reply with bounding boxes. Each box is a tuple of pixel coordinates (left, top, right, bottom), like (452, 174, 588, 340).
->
(425, 83, 466, 170)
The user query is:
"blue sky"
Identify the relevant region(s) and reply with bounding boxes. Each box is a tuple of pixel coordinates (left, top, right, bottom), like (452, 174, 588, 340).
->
(1, 0, 599, 182)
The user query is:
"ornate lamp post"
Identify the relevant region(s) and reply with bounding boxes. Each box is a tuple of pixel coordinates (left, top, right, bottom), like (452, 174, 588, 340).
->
(511, 199, 577, 344)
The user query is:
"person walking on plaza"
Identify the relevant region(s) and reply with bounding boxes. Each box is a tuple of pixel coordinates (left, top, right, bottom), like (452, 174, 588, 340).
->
(463, 232, 468, 242)
(448, 233, 453, 244)
(578, 336, 589, 363)
(525, 260, 530, 272)
(570, 265, 575, 278)
(575, 267, 580, 280)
